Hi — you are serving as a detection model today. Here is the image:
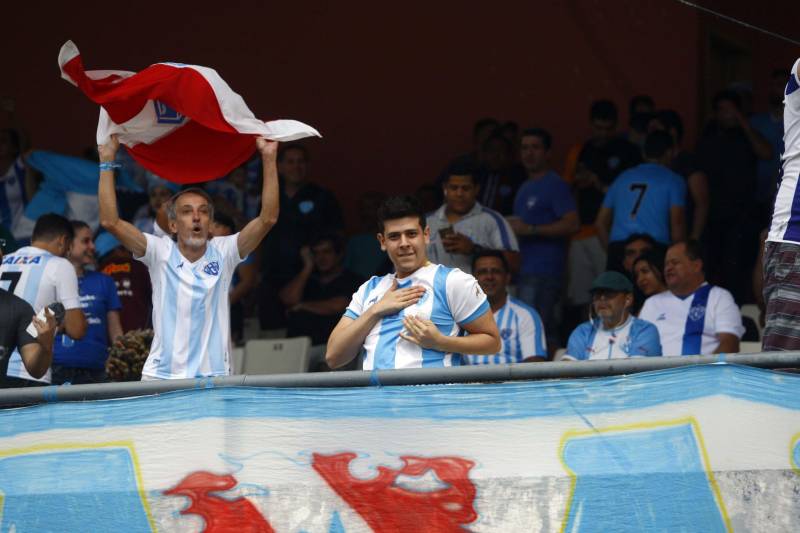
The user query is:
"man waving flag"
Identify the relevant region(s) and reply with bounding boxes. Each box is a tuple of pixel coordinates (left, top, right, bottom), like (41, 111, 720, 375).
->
(58, 40, 320, 184)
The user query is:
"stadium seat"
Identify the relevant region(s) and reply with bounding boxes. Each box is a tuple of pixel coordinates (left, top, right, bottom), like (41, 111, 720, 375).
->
(738, 341, 763, 354)
(242, 337, 312, 375)
(740, 304, 762, 339)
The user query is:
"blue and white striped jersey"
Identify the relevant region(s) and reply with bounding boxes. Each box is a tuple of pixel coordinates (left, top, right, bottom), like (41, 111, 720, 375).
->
(563, 316, 661, 360)
(463, 297, 546, 365)
(0, 156, 27, 237)
(426, 202, 519, 274)
(769, 58, 800, 243)
(344, 263, 490, 370)
(136, 233, 244, 379)
(0, 245, 81, 382)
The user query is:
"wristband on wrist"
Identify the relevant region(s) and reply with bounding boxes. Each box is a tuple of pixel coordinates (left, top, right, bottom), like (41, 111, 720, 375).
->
(99, 161, 121, 172)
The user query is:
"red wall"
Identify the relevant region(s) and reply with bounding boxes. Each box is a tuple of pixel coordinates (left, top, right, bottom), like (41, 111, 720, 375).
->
(3, 1, 797, 231)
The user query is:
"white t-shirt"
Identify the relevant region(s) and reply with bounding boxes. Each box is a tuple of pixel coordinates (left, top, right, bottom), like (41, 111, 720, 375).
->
(344, 263, 490, 370)
(768, 58, 800, 243)
(0, 245, 81, 382)
(136, 233, 244, 379)
(639, 284, 744, 356)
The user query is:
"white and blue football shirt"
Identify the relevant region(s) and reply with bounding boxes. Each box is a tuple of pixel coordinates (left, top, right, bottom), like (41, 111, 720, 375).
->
(0, 245, 81, 382)
(136, 233, 244, 379)
(639, 284, 745, 356)
(344, 263, 490, 369)
(768, 58, 800, 244)
(464, 297, 546, 364)
(562, 316, 661, 360)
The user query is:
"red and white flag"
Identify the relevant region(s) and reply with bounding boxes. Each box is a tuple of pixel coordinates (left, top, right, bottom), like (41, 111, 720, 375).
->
(58, 40, 320, 184)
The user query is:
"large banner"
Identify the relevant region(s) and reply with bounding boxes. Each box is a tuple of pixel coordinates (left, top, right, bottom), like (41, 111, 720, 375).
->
(1, 364, 799, 532)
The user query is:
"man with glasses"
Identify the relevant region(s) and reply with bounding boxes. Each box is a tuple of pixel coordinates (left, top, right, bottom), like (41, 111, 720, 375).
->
(463, 250, 546, 364)
(560, 271, 661, 360)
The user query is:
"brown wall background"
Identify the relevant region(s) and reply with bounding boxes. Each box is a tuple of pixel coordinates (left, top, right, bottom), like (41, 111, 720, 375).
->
(3, 1, 799, 231)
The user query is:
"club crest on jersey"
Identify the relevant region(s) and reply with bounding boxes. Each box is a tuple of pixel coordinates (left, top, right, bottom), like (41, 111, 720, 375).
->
(500, 328, 512, 340)
(154, 101, 185, 124)
(689, 305, 706, 322)
(203, 261, 220, 276)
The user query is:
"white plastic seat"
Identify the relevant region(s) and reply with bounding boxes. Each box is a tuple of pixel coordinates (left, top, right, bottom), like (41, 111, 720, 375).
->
(242, 337, 311, 375)
(740, 304, 762, 339)
(738, 341, 763, 354)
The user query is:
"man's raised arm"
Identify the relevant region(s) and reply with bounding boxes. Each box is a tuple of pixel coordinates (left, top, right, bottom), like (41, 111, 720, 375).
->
(98, 135, 147, 258)
(237, 138, 279, 258)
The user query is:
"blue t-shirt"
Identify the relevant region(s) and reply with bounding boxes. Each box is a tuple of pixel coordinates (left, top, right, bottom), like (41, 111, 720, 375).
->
(53, 271, 121, 369)
(513, 171, 577, 276)
(603, 163, 686, 244)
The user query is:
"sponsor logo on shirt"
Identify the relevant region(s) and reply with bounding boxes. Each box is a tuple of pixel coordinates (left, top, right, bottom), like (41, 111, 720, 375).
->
(526, 197, 537, 209)
(101, 263, 131, 275)
(203, 261, 220, 276)
(656, 313, 666, 321)
(2, 255, 42, 265)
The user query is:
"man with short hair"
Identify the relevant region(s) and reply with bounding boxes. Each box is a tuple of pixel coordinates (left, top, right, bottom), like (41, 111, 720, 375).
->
(426, 164, 519, 274)
(463, 250, 546, 364)
(326, 195, 501, 370)
(639, 240, 744, 355)
(508, 128, 579, 350)
(98, 135, 280, 379)
(51, 221, 123, 385)
(281, 232, 364, 347)
(0, 213, 87, 386)
(0, 288, 57, 388)
(595, 130, 686, 271)
(622, 233, 656, 274)
(561, 271, 661, 360)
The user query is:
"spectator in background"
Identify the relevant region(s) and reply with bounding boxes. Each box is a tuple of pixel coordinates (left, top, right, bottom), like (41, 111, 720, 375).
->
(622, 233, 656, 274)
(639, 240, 744, 355)
(437, 118, 500, 184)
(96, 232, 153, 333)
(132, 176, 177, 236)
(649, 110, 710, 241)
(475, 133, 525, 215)
(281, 233, 363, 369)
(0, 128, 30, 242)
(595, 130, 686, 271)
(463, 250, 546, 364)
(427, 163, 519, 274)
(565, 101, 642, 332)
(508, 128, 579, 351)
(696, 90, 772, 303)
(344, 191, 388, 279)
(633, 249, 667, 300)
(259, 143, 344, 331)
(750, 69, 790, 226)
(500, 121, 520, 160)
(51, 221, 122, 385)
(210, 212, 258, 345)
(0, 213, 87, 386)
(626, 94, 656, 148)
(560, 271, 661, 361)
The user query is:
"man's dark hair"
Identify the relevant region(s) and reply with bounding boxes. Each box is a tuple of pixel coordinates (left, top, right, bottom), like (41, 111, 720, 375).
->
(481, 132, 513, 153)
(657, 109, 684, 142)
(712, 89, 743, 111)
(376, 195, 426, 233)
(473, 118, 499, 139)
(521, 128, 553, 150)
(213, 212, 236, 234)
(70, 220, 91, 233)
(311, 231, 345, 255)
(472, 249, 509, 273)
(444, 160, 478, 184)
(643, 130, 675, 160)
(672, 239, 704, 263)
(32, 213, 74, 243)
(624, 232, 656, 248)
(629, 94, 655, 115)
(590, 100, 618, 123)
(277, 143, 309, 163)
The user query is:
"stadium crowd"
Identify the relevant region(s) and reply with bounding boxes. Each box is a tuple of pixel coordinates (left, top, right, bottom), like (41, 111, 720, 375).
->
(0, 71, 789, 384)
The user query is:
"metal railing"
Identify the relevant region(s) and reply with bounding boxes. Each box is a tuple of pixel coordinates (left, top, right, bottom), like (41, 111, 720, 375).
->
(0, 352, 798, 408)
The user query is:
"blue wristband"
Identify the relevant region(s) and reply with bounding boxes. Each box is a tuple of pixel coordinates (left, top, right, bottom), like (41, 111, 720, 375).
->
(99, 162, 121, 172)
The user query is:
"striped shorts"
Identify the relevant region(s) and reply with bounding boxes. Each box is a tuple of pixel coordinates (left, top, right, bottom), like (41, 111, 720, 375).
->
(763, 241, 800, 350)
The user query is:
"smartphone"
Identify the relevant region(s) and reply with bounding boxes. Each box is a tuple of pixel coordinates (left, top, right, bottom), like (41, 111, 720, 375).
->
(438, 226, 454, 239)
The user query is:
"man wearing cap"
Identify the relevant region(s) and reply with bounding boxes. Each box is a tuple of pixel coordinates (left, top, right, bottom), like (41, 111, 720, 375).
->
(560, 271, 662, 360)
